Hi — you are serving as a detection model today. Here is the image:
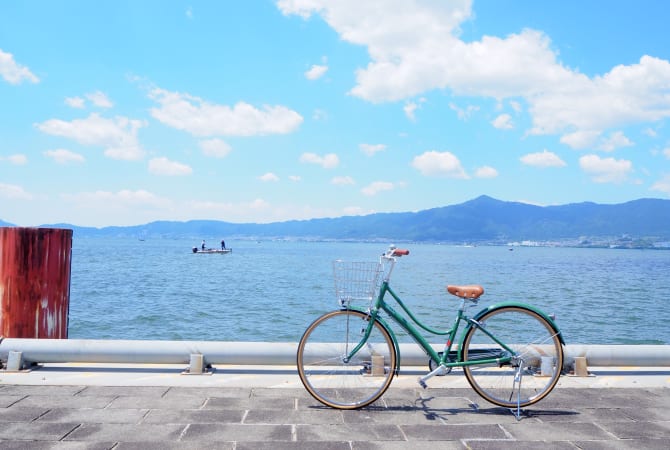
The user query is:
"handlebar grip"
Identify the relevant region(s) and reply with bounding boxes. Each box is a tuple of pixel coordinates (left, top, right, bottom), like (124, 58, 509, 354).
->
(392, 249, 410, 256)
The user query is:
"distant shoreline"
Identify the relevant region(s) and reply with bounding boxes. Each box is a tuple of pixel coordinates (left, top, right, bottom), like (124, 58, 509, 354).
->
(3, 196, 670, 246)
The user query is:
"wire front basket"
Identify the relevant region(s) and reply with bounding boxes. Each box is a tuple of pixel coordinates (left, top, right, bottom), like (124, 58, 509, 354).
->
(333, 260, 384, 308)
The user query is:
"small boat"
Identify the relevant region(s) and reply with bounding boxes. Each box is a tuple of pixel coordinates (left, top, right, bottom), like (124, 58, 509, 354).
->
(192, 247, 232, 254)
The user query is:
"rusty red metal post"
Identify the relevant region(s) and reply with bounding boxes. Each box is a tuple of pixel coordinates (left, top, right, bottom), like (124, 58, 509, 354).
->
(0, 227, 72, 338)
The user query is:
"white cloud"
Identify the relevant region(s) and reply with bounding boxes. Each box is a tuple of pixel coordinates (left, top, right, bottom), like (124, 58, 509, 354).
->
(404, 101, 419, 121)
(305, 64, 328, 80)
(279, 2, 670, 142)
(148, 157, 193, 176)
(199, 138, 232, 158)
(0, 182, 33, 200)
(195, 198, 341, 224)
(359, 143, 386, 156)
(411, 150, 469, 178)
(36, 113, 146, 161)
(62, 189, 171, 211)
(560, 130, 600, 149)
(64, 92, 113, 109)
(44, 149, 85, 164)
(86, 91, 114, 108)
(529, 56, 670, 138)
(361, 181, 395, 196)
(191, 198, 269, 216)
(312, 108, 328, 120)
(492, 113, 513, 129)
(188, 198, 350, 224)
(643, 128, 657, 137)
(149, 87, 303, 137)
(651, 174, 670, 196)
(404, 97, 426, 121)
(299, 152, 339, 168)
(3, 154, 28, 165)
(579, 154, 632, 183)
(449, 102, 479, 120)
(475, 166, 498, 178)
(331, 175, 355, 185)
(599, 131, 633, 152)
(520, 149, 566, 168)
(247, 199, 277, 213)
(65, 96, 85, 109)
(289, 175, 301, 182)
(259, 172, 280, 182)
(279, 0, 474, 100)
(342, 206, 368, 216)
(0, 49, 39, 84)
(664, 148, 670, 159)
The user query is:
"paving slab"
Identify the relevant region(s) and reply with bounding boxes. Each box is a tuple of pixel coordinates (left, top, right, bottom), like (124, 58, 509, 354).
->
(181, 423, 293, 442)
(297, 423, 406, 442)
(0, 407, 48, 423)
(400, 423, 509, 441)
(64, 423, 187, 442)
(37, 408, 148, 424)
(0, 442, 115, 450)
(571, 438, 670, 450)
(0, 364, 668, 447)
(143, 408, 244, 424)
(0, 422, 80, 441)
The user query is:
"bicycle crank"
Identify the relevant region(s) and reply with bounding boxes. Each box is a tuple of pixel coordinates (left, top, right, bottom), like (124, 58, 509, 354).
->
(428, 352, 453, 375)
(418, 364, 449, 388)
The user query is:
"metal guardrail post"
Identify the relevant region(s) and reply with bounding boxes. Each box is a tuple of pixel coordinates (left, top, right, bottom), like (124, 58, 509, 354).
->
(573, 356, 589, 376)
(5, 351, 24, 371)
(187, 354, 204, 374)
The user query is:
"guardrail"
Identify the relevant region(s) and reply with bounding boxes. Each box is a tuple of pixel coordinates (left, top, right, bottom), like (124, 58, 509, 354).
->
(1, 338, 669, 373)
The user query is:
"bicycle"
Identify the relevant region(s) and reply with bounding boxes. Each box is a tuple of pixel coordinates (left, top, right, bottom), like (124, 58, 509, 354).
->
(296, 246, 565, 414)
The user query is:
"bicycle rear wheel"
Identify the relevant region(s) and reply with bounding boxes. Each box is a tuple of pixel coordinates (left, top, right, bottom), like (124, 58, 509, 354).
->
(297, 309, 397, 409)
(462, 306, 563, 408)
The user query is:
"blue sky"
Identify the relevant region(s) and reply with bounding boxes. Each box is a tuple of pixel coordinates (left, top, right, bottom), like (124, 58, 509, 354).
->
(1, 0, 669, 227)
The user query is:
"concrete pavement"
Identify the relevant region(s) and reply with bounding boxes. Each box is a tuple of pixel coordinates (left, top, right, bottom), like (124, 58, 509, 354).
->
(1, 364, 669, 448)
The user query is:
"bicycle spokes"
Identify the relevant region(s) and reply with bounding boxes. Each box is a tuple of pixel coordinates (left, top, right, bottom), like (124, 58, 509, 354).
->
(462, 306, 563, 409)
(297, 309, 397, 409)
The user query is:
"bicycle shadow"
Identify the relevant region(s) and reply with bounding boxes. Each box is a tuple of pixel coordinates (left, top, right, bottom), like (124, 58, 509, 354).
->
(306, 401, 578, 422)
(414, 396, 579, 421)
(310, 395, 579, 422)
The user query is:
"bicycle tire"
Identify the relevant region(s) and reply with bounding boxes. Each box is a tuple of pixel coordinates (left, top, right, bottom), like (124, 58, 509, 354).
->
(297, 309, 397, 409)
(462, 306, 563, 408)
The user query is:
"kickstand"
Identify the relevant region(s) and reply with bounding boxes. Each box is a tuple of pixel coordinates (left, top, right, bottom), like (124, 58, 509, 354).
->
(509, 406, 526, 420)
(511, 364, 523, 421)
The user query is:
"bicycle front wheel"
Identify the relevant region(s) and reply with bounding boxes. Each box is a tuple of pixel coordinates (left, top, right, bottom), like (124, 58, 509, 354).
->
(462, 306, 563, 408)
(297, 309, 397, 409)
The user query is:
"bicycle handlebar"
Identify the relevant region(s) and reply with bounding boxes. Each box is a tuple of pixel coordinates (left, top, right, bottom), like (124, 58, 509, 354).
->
(380, 247, 409, 282)
(383, 246, 410, 259)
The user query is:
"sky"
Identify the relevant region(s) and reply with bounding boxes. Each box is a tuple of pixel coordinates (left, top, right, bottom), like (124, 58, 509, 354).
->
(1, 0, 670, 227)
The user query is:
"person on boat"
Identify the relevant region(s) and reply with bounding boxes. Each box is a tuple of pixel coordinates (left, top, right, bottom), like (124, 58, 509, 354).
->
(201, 240, 206, 251)
(221, 239, 226, 250)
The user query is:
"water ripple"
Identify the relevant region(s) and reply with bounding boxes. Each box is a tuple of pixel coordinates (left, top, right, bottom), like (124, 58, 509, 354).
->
(68, 239, 670, 344)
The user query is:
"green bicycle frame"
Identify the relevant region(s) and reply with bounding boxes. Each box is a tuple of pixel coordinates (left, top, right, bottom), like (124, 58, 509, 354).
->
(344, 279, 564, 374)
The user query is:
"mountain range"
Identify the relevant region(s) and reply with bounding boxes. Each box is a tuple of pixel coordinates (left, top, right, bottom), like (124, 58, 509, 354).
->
(2, 196, 670, 246)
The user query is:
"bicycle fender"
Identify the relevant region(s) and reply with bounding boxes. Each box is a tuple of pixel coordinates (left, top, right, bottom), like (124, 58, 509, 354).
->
(342, 307, 402, 375)
(468, 302, 565, 345)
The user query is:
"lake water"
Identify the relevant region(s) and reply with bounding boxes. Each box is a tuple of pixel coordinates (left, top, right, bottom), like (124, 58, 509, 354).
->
(68, 238, 670, 345)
